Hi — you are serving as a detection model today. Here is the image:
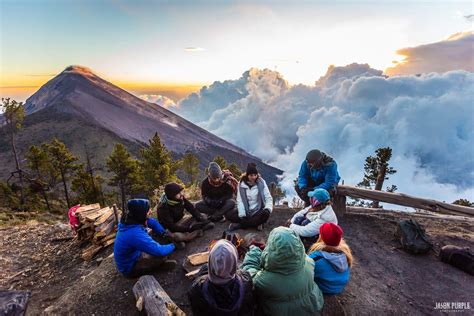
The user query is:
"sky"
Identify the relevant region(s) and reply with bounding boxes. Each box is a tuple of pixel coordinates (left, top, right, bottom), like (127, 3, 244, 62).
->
(0, 0, 472, 102)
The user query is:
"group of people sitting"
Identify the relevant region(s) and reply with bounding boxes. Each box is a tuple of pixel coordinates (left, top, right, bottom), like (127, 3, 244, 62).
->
(113, 149, 350, 315)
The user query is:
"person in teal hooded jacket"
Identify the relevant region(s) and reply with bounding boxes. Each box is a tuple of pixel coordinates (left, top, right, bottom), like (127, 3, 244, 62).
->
(308, 223, 352, 294)
(296, 149, 341, 207)
(114, 198, 176, 277)
(241, 226, 324, 315)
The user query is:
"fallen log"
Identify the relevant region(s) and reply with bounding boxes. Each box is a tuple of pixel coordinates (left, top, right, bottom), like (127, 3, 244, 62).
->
(132, 275, 185, 316)
(337, 185, 474, 217)
(188, 251, 209, 266)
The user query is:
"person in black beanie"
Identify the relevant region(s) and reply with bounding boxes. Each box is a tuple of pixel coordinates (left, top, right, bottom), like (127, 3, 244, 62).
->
(114, 198, 177, 277)
(156, 182, 215, 242)
(195, 162, 236, 222)
(226, 163, 273, 231)
(296, 149, 341, 207)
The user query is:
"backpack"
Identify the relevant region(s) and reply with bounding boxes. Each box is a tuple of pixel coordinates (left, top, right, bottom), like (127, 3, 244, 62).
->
(67, 204, 81, 233)
(439, 245, 474, 275)
(395, 219, 432, 254)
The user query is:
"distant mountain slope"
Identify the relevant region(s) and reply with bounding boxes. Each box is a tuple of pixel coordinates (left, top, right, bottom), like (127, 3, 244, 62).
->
(0, 66, 281, 182)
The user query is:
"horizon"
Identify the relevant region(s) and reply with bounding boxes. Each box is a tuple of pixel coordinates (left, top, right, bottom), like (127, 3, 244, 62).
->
(1, 0, 472, 102)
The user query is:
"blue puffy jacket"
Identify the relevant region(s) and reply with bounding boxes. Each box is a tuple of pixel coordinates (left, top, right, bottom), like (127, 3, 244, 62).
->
(297, 160, 341, 191)
(308, 250, 350, 294)
(114, 218, 175, 276)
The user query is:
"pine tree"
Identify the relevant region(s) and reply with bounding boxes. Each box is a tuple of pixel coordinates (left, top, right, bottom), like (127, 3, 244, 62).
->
(140, 133, 179, 196)
(1, 98, 26, 206)
(25, 145, 58, 210)
(213, 156, 227, 170)
(211, 156, 243, 178)
(71, 164, 103, 204)
(106, 144, 141, 211)
(181, 150, 200, 185)
(357, 147, 397, 208)
(45, 138, 78, 208)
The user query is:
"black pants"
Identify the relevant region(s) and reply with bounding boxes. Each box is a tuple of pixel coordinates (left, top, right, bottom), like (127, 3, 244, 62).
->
(173, 215, 208, 232)
(226, 208, 270, 228)
(295, 179, 336, 207)
(128, 253, 166, 278)
(195, 199, 236, 220)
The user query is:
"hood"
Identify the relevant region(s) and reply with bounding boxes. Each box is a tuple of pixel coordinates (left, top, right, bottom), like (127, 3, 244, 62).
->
(321, 251, 349, 273)
(261, 227, 306, 274)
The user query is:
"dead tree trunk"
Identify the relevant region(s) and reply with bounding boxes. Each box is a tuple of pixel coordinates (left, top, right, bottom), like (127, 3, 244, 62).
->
(132, 275, 185, 316)
(372, 164, 387, 208)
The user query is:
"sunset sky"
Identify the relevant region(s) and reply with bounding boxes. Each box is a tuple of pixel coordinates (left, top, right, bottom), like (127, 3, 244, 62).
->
(0, 0, 472, 102)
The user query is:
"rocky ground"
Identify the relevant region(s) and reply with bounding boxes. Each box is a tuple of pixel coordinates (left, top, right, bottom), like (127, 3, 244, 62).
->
(1, 207, 473, 315)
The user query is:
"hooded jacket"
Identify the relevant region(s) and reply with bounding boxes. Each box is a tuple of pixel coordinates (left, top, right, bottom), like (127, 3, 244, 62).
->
(289, 205, 338, 237)
(237, 178, 273, 218)
(297, 155, 341, 191)
(188, 269, 255, 316)
(308, 250, 350, 294)
(113, 218, 175, 276)
(241, 227, 324, 315)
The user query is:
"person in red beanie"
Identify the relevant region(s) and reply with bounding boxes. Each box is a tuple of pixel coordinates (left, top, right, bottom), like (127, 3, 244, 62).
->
(307, 223, 353, 294)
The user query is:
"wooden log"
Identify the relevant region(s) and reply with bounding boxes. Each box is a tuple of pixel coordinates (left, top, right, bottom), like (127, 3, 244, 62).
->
(94, 207, 113, 225)
(81, 244, 103, 261)
(102, 238, 115, 247)
(332, 194, 346, 218)
(132, 275, 185, 316)
(84, 207, 110, 222)
(185, 269, 201, 280)
(188, 251, 209, 266)
(75, 203, 101, 214)
(337, 185, 474, 217)
(346, 206, 474, 222)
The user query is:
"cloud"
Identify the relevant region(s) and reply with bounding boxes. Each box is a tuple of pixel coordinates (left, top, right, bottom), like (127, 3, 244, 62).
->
(172, 62, 474, 205)
(385, 31, 474, 76)
(185, 47, 205, 52)
(139, 94, 177, 109)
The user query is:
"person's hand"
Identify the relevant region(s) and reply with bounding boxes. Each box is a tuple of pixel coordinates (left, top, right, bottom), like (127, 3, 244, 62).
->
(197, 214, 209, 222)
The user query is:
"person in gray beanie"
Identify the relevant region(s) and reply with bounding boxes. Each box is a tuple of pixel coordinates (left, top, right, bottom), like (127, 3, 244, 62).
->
(188, 239, 255, 316)
(296, 149, 341, 207)
(195, 162, 237, 222)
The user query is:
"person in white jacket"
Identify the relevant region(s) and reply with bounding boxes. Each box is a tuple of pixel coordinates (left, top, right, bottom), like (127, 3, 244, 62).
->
(226, 163, 273, 231)
(288, 188, 338, 249)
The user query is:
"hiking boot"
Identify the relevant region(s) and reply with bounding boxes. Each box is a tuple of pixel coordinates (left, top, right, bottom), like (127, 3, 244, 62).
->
(210, 215, 225, 222)
(228, 223, 241, 232)
(202, 222, 215, 231)
(174, 241, 186, 250)
(257, 224, 264, 231)
(160, 259, 177, 271)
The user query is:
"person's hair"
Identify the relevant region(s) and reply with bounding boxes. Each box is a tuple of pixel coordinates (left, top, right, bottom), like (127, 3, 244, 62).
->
(308, 236, 353, 268)
(240, 172, 259, 183)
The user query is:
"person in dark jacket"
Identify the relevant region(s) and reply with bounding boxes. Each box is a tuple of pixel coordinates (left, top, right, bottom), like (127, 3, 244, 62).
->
(188, 239, 255, 316)
(308, 223, 353, 294)
(157, 183, 214, 236)
(114, 198, 176, 277)
(296, 149, 341, 206)
(195, 162, 236, 222)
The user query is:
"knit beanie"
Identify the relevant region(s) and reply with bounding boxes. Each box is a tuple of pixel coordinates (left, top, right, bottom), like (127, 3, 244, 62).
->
(320, 222, 343, 247)
(125, 199, 150, 224)
(208, 239, 238, 285)
(164, 182, 184, 200)
(208, 162, 222, 179)
(308, 188, 330, 207)
(246, 163, 258, 175)
(306, 149, 323, 163)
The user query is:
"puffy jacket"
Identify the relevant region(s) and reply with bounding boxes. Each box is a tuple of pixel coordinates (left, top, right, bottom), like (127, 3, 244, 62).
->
(241, 227, 324, 315)
(289, 205, 338, 237)
(297, 160, 340, 191)
(114, 218, 175, 276)
(237, 178, 273, 218)
(157, 198, 202, 232)
(308, 250, 350, 294)
(188, 269, 255, 316)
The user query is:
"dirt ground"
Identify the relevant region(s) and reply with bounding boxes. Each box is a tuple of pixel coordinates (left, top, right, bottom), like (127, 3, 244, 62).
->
(1, 207, 473, 315)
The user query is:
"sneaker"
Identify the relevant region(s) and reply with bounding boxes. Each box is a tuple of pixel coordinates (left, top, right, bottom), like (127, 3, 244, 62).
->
(228, 223, 241, 232)
(202, 222, 215, 231)
(160, 259, 177, 271)
(257, 224, 264, 231)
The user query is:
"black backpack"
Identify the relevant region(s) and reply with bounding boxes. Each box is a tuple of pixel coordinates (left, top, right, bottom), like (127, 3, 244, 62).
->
(395, 219, 432, 254)
(440, 245, 474, 275)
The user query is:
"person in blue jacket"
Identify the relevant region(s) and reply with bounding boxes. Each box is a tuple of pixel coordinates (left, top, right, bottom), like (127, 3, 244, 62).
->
(114, 198, 176, 277)
(296, 149, 341, 206)
(308, 222, 353, 294)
